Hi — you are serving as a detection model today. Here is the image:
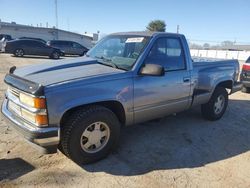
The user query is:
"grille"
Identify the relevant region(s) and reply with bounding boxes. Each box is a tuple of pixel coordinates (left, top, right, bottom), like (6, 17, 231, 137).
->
(8, 87, 20, 98)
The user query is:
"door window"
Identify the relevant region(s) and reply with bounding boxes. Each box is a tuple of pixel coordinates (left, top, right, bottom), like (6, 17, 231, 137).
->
(145, 38, 186, 71)
(72, 42, 80, 48)
(35, 41, 45, 47)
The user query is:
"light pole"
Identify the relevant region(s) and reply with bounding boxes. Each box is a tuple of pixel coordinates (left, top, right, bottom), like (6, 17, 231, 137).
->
(55, 0, 58, 29)
(54, 0, 58, 39)
(177, 25, 180, 34)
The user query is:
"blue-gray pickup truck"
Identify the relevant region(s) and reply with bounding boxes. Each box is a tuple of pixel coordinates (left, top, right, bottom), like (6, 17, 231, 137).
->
(1, 32, 242, 164)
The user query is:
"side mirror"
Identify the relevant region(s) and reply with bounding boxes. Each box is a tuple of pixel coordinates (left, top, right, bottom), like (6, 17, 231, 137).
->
(139, 64, 165, 76)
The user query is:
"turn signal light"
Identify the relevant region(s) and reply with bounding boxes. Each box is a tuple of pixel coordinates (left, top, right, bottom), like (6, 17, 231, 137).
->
(35, 115, 48, 126)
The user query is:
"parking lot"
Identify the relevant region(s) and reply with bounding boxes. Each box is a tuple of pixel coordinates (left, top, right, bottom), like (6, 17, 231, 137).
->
(0, 53, 250, 188)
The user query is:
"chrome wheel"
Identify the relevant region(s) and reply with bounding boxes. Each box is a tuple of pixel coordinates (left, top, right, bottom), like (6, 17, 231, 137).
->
(15, 49, 24, 57)
(214, 95, 225, 115)
(53, 52, 59, 59)
(80, 121, 110, 153)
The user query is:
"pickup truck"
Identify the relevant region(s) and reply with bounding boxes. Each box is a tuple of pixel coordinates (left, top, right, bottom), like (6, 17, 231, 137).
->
(1, 31, 242, 164)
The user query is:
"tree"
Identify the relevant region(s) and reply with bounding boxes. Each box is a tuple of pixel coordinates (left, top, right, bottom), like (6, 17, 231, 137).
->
(189, 43, 202, 49)
(203, 43, 210, 49)
(221, 41, 234, 47)
(146, 20, 166, 32)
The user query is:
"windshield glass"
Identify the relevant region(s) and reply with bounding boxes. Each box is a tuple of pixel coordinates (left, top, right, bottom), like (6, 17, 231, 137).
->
(87, 35, 149, 70)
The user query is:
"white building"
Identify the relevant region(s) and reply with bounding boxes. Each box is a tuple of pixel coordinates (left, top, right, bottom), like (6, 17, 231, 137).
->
(0, 21, 98, 48)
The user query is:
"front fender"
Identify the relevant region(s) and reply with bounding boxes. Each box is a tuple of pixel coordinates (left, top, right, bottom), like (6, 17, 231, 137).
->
(45, 78, 134, 127)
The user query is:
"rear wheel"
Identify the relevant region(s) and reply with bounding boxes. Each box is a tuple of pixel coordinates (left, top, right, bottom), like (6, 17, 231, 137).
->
(201, 87, 228, 121)
(242, 86, 250, 93)
(50, 51, 60, 59)
(60, 105, 121, 164)
(79, 51, 87, 56)
(14, 49, 24, 57)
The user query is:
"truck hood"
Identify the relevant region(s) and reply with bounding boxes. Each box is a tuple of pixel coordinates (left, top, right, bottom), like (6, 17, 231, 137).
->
(13, 57, 125, 86)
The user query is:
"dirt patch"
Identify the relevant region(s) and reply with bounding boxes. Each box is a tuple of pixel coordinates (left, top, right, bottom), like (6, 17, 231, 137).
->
(0, 53, 250, 187)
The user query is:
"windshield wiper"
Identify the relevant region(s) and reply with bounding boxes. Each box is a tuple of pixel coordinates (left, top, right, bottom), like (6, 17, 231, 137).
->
(98, 61, 119, 69)
(94, 55, 129, 71)
(95, 56, 112, 62)
(95, 56, 119, 69)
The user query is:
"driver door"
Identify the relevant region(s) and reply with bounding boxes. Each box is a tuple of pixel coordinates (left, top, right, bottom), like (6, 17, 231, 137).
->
(133, 37, 192, 123)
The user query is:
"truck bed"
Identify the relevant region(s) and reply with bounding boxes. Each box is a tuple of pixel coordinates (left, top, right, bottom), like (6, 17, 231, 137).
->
(190, 57, 240, 106)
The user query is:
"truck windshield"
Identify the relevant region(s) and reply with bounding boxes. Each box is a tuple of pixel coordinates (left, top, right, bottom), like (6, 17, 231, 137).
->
(87, 35, 149, 70)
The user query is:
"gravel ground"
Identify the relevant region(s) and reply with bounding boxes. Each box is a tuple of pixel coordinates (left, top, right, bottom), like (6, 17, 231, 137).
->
(0, 53, 250, 188)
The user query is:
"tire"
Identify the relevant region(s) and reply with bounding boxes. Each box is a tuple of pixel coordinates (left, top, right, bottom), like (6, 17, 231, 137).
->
(79, 51, 87, 57)
(14, 49, 24, 57)
(60, 105, 121, 164)
(201, 87, 228, 121)
(50, 51, 60, 59)
(242, 86, 250, 93)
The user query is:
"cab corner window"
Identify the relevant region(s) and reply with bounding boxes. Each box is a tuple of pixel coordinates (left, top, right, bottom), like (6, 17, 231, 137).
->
(145, 37, 186, 71)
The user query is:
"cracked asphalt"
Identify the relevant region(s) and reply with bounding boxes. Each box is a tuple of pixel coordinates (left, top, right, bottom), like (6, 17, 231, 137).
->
(0, 53, 250, 188)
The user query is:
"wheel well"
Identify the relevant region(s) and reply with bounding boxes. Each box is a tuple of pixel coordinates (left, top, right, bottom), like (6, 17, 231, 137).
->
(217, 80, 233, 90)
(60, 101, 126, 126)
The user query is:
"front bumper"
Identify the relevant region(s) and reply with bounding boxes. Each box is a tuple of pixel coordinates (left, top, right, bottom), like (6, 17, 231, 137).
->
(1, 98, 59, 153)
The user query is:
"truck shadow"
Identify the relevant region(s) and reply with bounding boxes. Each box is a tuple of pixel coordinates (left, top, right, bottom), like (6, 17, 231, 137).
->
(82, 98, 250, 176)
(0, 158, 35, 181)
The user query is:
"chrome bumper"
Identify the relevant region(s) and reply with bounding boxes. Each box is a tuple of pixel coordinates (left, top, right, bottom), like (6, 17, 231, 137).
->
(1, 98, 59, 152)
(231, 82, 243, 94)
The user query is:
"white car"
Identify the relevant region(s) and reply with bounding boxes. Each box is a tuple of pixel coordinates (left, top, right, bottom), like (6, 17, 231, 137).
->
(0, 34, 12, 52)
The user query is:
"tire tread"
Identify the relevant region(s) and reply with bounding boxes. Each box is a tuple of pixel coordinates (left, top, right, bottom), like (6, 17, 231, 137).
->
(60, 105, 120, 164)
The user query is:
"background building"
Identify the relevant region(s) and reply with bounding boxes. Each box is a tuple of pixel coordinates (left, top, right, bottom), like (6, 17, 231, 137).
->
(0, 21, 98, 48)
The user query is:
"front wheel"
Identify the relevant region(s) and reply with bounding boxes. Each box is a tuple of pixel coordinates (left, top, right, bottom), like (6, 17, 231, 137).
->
(79, 51, 87, 57)
(14, 49, 24, 57)
(201, 87, 228, 121)
(50, 51, 60, 59)
(60, 106, 121, 164)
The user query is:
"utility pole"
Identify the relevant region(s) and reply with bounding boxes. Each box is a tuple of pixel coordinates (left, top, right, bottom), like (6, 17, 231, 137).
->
(55, 0, 58, 39)
(177, 25, 180, 34)
(55, 0, 58, 29)
(67, 18, 70, 31)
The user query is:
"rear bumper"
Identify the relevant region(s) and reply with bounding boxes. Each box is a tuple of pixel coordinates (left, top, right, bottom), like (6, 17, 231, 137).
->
(240, 72, 250, 88)
(1, 98, 59, 153)
(231, 81, 243, 94)
(242, 81, 250, 88)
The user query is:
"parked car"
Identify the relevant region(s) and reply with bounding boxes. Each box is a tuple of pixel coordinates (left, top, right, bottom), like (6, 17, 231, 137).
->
(47, 40, 88, 56)
(240, 56, 250, 93)
(4, 39, 62, 59)
(18, 37, 46, 43)
(0, 34, 12, 51)
(1, 31, 242, 164)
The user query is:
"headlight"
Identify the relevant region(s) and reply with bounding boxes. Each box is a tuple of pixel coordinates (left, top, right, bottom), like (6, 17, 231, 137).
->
(19, 93, 46, 109)
(21, 108, 48, 127)
(19, 92, 48, 126)
(7, 87, 48, 127)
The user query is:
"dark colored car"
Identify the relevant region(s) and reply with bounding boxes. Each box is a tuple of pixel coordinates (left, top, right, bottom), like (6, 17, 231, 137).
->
(240, 56, 250, 93)
(47, 40, 88, 56)
(4, 39, 62, 59)
(18, 37, 46, 43)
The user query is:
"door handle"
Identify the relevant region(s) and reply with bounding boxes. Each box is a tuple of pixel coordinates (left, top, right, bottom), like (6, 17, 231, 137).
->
(183, 77, 190, 83)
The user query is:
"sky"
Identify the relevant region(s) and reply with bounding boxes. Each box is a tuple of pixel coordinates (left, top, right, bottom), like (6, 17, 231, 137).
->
(0, 0, 250, 44)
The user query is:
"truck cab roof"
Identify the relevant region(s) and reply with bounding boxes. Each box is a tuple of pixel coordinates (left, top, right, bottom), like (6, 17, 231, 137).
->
(110, 31, 185, 38)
